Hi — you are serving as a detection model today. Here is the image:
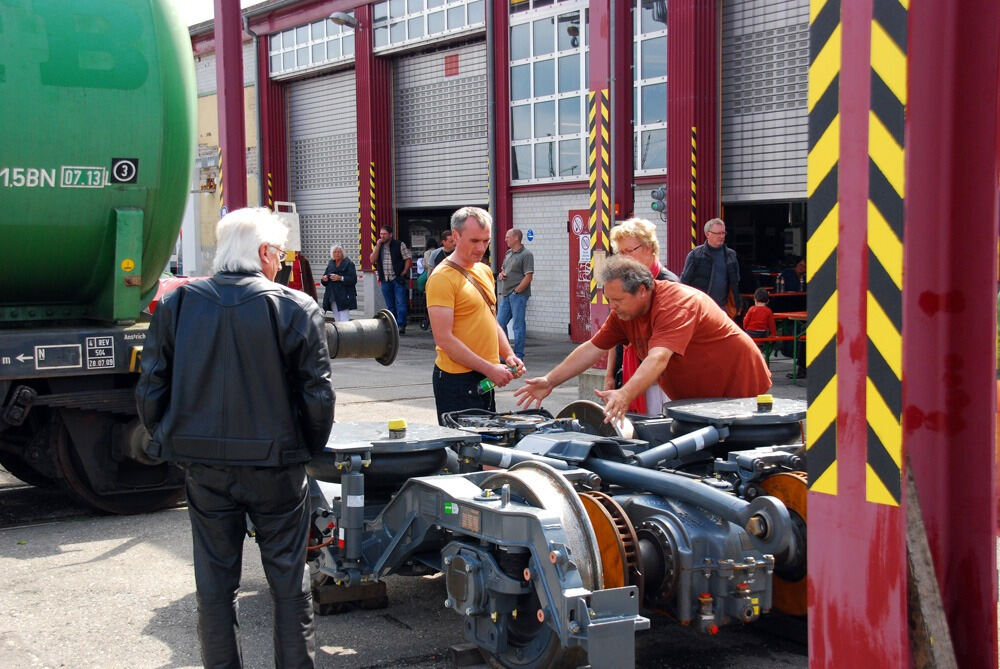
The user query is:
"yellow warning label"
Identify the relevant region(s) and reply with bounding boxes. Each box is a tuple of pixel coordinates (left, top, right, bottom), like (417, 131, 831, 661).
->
(121, 259, 135, 272)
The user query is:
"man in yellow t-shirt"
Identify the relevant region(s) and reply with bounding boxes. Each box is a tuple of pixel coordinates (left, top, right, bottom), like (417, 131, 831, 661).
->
(426, 207, 525, 424)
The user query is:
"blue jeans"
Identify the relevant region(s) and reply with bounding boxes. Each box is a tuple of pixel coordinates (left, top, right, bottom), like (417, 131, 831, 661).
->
(380, 278, 408, 329)
(497, 292, 528, 358)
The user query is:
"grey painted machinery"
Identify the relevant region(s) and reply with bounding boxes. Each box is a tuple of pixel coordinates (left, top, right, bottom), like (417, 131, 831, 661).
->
(307, 396, 808, 668)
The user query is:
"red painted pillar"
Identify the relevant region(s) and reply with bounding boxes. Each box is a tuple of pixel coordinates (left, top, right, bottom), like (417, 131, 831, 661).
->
(491, 1, 512, 258)
(587, 0, 612, 332)
(213, 0, 247, 212)
(808, 0, 908, 664)
(665, 0, 717, 274)
(904, 1, 999, 665)
(354, 5, 392, 272)
(610, 0, 633, 221)
(257, 38, 287, 208)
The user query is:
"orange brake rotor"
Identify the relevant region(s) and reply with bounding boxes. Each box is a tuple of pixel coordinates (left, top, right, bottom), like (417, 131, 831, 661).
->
(760, 471, 808, 616)
(579, 491, 642, 595)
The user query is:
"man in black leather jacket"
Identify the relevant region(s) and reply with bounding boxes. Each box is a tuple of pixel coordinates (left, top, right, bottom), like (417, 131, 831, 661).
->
(137, 207, 334, 669)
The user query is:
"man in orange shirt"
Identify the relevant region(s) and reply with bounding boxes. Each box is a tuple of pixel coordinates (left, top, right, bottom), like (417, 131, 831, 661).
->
(426, 207, 525, 424)
(514, 256, 771, 423)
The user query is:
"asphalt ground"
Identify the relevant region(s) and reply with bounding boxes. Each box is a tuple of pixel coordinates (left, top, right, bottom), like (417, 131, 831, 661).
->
(0, 327, 808, 668)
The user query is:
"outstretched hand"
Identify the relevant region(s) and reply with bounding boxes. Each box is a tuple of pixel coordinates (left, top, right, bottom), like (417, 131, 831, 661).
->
(513, 376, 553, 409)
(593, 387, 629, 425)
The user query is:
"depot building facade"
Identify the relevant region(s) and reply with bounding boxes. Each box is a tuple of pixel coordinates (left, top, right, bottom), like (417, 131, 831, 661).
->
(188, 0, 808, 338)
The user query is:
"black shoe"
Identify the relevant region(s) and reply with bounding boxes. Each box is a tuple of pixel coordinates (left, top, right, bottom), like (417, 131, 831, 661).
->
(420, 320, 429, 331)
(398, 327, 406, 335)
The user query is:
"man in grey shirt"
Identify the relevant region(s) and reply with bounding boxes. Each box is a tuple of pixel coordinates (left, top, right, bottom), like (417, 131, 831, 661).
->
(497, 228, 534, 359)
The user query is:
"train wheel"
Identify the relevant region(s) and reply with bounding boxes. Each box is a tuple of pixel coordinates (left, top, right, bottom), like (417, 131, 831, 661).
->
(0, 451, 56, 489)
(481, 462, 600, 669)
(579, 491, 642, 595)
(53, 413, 185, 515)
(759, 471, 808, 616)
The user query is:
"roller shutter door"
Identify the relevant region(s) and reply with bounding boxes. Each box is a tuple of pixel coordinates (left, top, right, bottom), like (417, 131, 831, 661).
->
(721, 0, 809, 202)
(393, 41, 489, 209)
(287, 70, 360, 306)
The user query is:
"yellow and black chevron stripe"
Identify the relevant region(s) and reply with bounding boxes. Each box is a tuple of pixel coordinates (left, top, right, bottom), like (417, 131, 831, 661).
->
(267, 172, 273, 210)
(806, 0, 841, 496)
(588, 89, 610, 304)
(369, 161, 377, 272)
(690, 127, 698, 249)
(217, 147, 224, 210)
(865, 0, 907, 506)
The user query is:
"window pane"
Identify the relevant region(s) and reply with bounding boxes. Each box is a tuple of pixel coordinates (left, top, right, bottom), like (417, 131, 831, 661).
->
(447, 5, 464, 28)
(535, 142, 556, 178)
(557, 54, 579, 93)
(281, 29, 294, 49)
(328, 38, 341, 59)
(641, 82, 666, 124)
(296, 26, 308, 43)
(558, 96, 580, 134)
(427, 0, 444, 7)
(639, 128, 666, 170)
(640, 0, 666, 34)
(534, 0, 553, 8)
(468, 0, 485, 24)
(390, 0, 405, 18)
(327, 19, 341, 35)
(510, 64, 530, 100)
(296, 46, 308, 66)
(559, 139, 581, 176)
(269, 34, 281, 54)
(343, 34, 355, 55)
(390, 20, 406, 42)
(533, 17, 554, 57)
(533, 59, 554, 97)
(534, 100, 555, 137)
(556, 12, 580, 51)
(374, 2, 389, 22)
(270, 54, 281, 72)
(641, 36, 666, 79)
(512, 144, 532, 180)
(510, 23, 530, 60)
(311, 21, 326, 41)
(633, 41, 638, 81)
(428, 10, 445, 33)
(283, 51, 294, 69)
(407, 0, 423, 11)
(511, 105, 531, 141)
(375, 26, 390, 46)
(408, 16, 424, 38)
(312, 43, 325, 63)
(510, 0, 530, 14)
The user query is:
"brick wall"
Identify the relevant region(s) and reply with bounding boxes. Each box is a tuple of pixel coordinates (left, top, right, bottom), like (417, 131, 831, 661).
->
(511, 188, 671, 339)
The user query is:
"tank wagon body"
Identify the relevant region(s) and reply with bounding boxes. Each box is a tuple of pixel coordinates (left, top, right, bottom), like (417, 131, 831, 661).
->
(0, 0, 197, 512)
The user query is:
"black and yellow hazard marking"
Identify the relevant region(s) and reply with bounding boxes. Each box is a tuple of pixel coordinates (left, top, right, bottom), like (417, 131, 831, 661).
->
(864, 0, 906, 506)
(217, 147, 224, 210)
(690, 127, 698, 249)
(369, 161, 377, 272)
(588, 89, 610, 304)
(806, 0, 841, 496)
(267, 172, 273, 210)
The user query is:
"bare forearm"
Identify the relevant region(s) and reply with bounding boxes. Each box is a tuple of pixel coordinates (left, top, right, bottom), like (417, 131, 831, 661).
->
(514, 274, 532, 293)
(618, 348, 671, 403)
(496, 324, 515, 360)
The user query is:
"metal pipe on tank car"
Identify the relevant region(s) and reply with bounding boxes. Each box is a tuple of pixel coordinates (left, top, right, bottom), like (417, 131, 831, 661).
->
(627, 424, 726, 468)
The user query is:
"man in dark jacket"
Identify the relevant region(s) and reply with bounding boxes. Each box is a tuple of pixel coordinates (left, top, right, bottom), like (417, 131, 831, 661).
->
(680, 218, 742, 314)
(137, 207, 335, 669)
(369, 224, 412, 334)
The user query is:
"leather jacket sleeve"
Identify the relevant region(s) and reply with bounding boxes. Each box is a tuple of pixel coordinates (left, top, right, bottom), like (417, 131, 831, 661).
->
(136, 288, 181, 435)
(284, 300, 335, 455)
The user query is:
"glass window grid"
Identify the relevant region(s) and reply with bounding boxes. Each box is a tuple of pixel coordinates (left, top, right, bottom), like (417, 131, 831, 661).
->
(633, 0, 667, 174)
(269, 16, 356, 76)
(509, 0, 588, 183)
(371, 0, 486, 52)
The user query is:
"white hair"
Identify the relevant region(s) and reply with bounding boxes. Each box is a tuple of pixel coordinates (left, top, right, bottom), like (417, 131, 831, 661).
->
(212, 208, 289, 274)
(330, 244, 345, 258)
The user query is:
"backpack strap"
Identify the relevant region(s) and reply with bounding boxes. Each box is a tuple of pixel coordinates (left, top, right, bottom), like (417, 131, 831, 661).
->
(443, 259, 496, 317)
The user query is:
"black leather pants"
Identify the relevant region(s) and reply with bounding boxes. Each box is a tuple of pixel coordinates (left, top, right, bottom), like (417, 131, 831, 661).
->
(185, 463, 315, 669)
